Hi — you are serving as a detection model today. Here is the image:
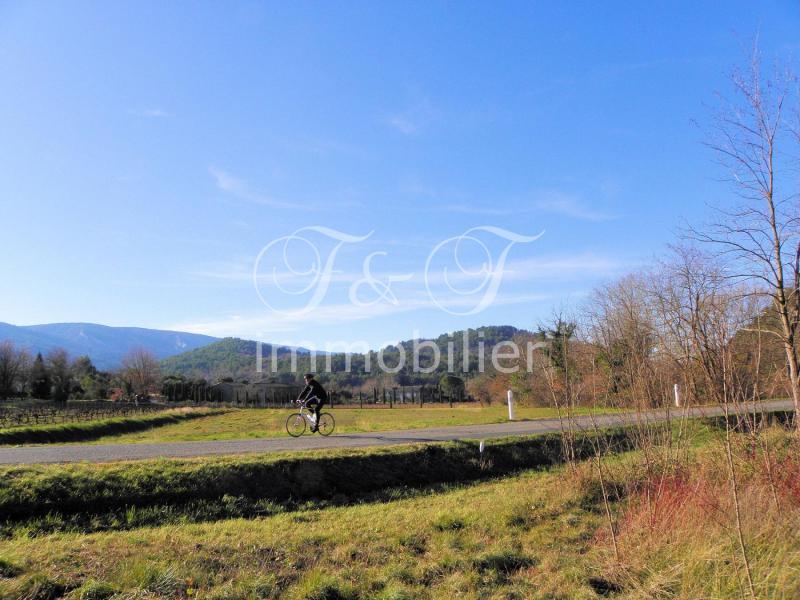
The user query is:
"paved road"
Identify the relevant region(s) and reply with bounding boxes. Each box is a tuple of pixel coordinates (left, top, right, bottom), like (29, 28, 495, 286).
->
(0, 400, 793, 465)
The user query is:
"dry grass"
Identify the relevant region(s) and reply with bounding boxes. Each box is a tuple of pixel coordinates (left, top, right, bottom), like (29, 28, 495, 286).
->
(594, 428, 800, 599)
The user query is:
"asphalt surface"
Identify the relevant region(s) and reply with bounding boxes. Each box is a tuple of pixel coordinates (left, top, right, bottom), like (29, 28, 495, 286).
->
(0, 399, 793, 465)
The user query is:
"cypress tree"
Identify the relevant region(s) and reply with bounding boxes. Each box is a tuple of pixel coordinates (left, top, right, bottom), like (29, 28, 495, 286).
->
(29, 353, 51, 399)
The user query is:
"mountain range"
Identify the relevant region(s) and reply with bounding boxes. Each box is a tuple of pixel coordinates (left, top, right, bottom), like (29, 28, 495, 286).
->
(0, 322, 218, 370)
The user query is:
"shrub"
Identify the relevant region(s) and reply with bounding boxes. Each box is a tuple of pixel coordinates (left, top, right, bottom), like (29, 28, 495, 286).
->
(75, 580, 117, 600)
(432, 515, 465, 531)
(375, 585, 415, 600)
(398, 534, 427, 555)
(0, 558, 22, 578)
(291, 574, 358, 600)
(14, 573, 67, 600)
(472, 550, 536, 579)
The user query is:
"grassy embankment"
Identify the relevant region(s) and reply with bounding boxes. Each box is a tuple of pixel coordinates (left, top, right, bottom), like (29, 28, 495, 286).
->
(0, 420, 798, 599)
(0, 408, 227, 445)
(0, 430, 634, 530)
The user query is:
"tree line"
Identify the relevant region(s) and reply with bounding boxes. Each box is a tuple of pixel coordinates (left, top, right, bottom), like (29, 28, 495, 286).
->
(0, 344, 161, 402)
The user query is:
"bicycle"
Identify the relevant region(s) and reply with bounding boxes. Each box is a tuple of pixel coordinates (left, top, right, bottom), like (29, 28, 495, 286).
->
(285, 398, 335, 437)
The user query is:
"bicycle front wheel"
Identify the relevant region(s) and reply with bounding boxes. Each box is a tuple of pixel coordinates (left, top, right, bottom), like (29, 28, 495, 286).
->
(286, 413, 306, 437)
(317, 413, 335, 436)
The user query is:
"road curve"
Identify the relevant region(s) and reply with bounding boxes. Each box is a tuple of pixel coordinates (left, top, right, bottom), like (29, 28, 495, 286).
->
(0, 400, 793, 465)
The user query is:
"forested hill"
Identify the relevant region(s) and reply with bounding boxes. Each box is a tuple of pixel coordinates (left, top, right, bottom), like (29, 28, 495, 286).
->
(159, 338, 295, 382)
(159, 325, 533, 386)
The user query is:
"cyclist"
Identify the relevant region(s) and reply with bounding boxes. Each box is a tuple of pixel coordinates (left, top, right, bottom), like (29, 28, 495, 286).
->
(297, 373, 328, 433)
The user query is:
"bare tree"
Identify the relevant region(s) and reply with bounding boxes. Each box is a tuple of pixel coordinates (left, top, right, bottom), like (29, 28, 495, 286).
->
(693, 47, 800, 424)
(0, 341, 30, 400)
(650, 245, 769, 405)
(120, 348, 161, 397)
(47, 348, 72, 402)
(585, 273, 663, 409)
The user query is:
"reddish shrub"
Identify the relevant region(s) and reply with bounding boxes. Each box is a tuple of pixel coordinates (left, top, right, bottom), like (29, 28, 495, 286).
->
(614, 467, 726, 540)
(772, 454, 800, 506)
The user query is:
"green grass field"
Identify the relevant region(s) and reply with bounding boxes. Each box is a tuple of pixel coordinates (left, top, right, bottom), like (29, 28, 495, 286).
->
(80, 404, 614, 445)
(0, 467, 602, 600)
(0, 404, 607, 447)
(0, 408, 226, 445)
(1, 425, 797, 599)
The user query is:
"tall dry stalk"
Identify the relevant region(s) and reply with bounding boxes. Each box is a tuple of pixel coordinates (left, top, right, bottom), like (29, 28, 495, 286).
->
(719, 301, 757, 599)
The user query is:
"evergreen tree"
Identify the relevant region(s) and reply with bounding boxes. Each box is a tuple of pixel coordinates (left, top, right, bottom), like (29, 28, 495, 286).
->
(539, 319, 576, 373)
(70, 355, 110, 399)
(72, 355, 97, 379)
(29, 352, 50, 399)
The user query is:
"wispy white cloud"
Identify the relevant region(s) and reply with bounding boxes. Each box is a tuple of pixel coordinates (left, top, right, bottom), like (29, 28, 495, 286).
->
(501, 253, 629, 281)
(190, 262, 363, 285)
(429, 204, 522, 216)
(209, 167, 363, 211)
(168, 291, 551, 341)
(533, 192, 618, 222)
(422, 197, 616, 221)
(209, 167, 296, 209)
(191, 250, 629, 289)
(385, 95, 436, 135)
(524, 56, 703, 99)
(422, 253, 629, 287)
(281, 135, 370, 159)
(177, 247, 631, 341)
(386, 114, 422, 135)
(130, 108, 173, 118)
(402, 179, 617, 221)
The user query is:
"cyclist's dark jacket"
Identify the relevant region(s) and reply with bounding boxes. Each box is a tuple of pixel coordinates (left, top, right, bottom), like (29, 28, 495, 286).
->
(299, 379, 328, 403)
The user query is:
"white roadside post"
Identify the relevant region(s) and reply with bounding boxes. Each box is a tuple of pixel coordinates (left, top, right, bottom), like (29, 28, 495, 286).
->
(674, 383, 680, 408)
(507, 389, 515, 421)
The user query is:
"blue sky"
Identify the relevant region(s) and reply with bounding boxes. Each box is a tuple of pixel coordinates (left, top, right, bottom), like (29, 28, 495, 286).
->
(1, 1, 798, 349)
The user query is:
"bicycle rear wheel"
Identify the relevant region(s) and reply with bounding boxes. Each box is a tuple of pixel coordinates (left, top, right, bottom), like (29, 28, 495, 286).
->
(317, 413, 335, 436)
(286, 413, 306, 437)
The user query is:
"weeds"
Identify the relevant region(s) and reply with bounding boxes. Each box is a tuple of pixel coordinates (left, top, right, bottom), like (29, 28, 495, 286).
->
(472, 550, 536, 579)
(599, 426, 800, 598)
(0, 558, 21, 578)
(431, 515, 465, 532)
